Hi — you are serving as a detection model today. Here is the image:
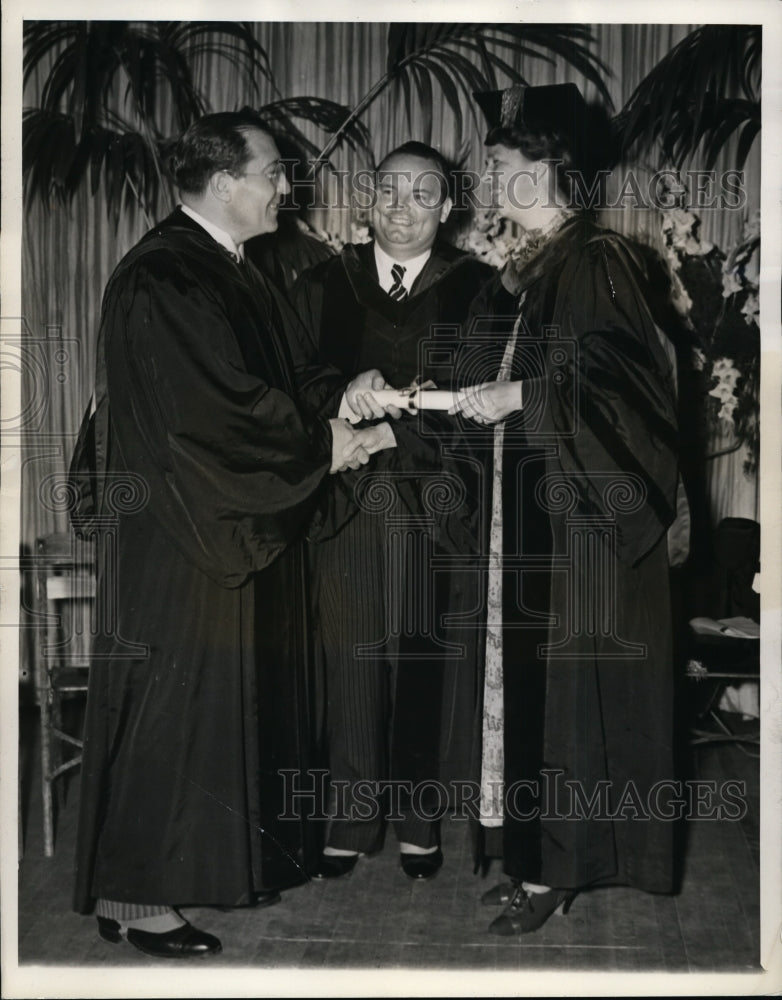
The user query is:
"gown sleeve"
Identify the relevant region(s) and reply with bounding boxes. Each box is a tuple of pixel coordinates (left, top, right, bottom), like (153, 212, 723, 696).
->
(102, 250, 335, 587)
(275, 271, 350, 419)
(545, 235, 679, 566)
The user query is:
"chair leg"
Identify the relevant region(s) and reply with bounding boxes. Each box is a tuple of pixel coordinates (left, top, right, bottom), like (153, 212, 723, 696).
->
(18, 772, 24, 861)
(40, 687, 54, 858)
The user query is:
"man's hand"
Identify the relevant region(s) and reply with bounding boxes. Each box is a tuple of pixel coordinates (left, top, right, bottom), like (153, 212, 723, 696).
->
(329, 418, 369, 472)
(448, 381, 523, 425)
(328, 418, 397, 473)
(344, 368, 403, 421)
(353, 420, 397, 455)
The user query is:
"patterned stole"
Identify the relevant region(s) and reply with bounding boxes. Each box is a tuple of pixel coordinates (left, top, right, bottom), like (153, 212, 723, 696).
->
(479, 295, 525, 827)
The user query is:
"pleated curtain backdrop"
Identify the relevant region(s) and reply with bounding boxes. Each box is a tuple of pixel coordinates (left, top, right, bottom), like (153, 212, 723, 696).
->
(19, 21, 761, 678)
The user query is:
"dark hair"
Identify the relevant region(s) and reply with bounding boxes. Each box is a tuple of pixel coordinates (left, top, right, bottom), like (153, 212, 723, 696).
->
(167, 110, 271, 196)
(486, 102, 620, 210)
(377, 141, 455, 202)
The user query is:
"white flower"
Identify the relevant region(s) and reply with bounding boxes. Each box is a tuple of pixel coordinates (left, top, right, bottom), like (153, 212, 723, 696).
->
(716, 394, 739, 424)
(670, 271, 692, 317)
(722, 268, 744, 298)
(741, 291, 759, 326)
(709, 382, 735, 403)
(661, 207, 711, 256)
(708, 357, 742, 424)
(350, 222, 371, 245)
(711, 357, 742, 392)
(456, 217, 512, 270)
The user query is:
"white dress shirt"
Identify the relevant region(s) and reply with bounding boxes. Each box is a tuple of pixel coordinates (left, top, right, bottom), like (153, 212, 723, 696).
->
(180, 204, 244, 261)
(374, 243, 431, 296)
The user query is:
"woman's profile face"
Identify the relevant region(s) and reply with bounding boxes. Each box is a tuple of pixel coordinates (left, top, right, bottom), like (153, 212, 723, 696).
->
(481, 143, 557, 229)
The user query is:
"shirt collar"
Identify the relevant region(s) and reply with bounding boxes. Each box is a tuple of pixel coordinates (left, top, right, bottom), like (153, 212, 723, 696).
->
(180, 204, 244, 261)
(373, 242, 432, 294)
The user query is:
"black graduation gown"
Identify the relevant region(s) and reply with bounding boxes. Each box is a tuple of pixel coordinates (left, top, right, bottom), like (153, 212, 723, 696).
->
(470, 216, 679, 893)
(293, 241, 494, 799)
(73, 209, 344, 911)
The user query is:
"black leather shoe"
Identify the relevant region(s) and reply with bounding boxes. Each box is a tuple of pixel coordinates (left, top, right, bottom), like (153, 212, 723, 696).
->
(400, 848, 443, 880)
(127, 922, 222, 958)
(97, 916, 122, 943)
(312, 853, 359, 879)
(481, 881, 516, 906)
(488, 885, 576, 936)
(97, 917, 222, 957)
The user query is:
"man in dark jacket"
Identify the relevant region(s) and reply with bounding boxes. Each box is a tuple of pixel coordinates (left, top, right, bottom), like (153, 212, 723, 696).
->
(72, 111, 394, 958)
(293, 143, 493, 880)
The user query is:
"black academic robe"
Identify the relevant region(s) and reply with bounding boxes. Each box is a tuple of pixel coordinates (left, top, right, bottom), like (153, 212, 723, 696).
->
(470, 216, 679, 893)
(73, 209, 346, 911)
(293, 241, 494, 799)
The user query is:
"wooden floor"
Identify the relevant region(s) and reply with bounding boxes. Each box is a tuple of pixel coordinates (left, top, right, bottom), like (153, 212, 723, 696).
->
(16, 706, 761, 976)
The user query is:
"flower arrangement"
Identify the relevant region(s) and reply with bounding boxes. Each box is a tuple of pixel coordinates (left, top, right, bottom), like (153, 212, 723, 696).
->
(454, 209, 516, 269)
(661, 204, 760, 473)
(454, 208, 558, 270)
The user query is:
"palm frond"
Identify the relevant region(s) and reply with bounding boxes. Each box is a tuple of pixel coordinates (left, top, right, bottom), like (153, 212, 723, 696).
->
(23, 107, 169, 222)
(417, 56, 463, 137)
(484, 25, 613, 103)
(160, 21, 276, 103)
(23, 22, 79, 86)
(23, 20, 278, 220)
(262, 97, 371, 153)
(617, 25, 761, 169)
(412, 63, 434, 143)
(313, 23, 611, 175)
(22, 108, 77, 206)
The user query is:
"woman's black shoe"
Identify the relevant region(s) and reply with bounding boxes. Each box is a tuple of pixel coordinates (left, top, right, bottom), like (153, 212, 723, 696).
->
(481, 881, 517, 905)
(488, 885, 576, 935)
(311, 853, 359, 879)
(400, 848, 443, 880)
(97, 916, 222, 957)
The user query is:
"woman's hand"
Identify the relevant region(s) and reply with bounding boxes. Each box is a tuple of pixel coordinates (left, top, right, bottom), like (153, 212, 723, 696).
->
(448, 381, 523, 425)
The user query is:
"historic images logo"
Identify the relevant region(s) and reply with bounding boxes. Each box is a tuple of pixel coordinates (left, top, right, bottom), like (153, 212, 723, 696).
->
(279, 770, 748, 823)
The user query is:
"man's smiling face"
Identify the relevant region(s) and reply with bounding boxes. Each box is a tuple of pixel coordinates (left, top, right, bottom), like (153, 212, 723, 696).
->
(371, 153, 453, 262)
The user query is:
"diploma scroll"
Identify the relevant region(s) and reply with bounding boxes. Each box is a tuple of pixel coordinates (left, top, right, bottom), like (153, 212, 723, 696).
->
(338, 388, 458, 424)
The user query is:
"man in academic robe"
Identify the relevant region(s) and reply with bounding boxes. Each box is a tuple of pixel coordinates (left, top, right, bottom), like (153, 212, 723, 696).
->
(71, 111, 395, 958)
(292, 142, 494, 879)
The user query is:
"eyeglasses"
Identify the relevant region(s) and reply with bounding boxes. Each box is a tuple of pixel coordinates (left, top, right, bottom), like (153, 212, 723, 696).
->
(240, 162, 286, 184)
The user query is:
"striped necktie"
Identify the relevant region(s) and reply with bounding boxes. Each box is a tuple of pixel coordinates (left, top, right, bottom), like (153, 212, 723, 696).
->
(388, 262, 408, 301)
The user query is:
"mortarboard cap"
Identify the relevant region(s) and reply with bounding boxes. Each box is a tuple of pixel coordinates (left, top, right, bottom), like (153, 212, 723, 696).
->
(473, 83, 588, 139)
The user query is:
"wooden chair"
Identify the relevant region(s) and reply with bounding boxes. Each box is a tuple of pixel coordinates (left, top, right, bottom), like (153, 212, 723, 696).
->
(32, 531, 95, 856)
(686, 518, 760, 756)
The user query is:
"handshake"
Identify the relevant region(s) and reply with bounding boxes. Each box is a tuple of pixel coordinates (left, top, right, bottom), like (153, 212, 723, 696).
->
(327, 367, 526, 472)
(328, 368, 402, 474)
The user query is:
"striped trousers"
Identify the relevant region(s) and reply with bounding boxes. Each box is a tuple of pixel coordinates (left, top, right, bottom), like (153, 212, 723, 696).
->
(314, 508, 438, 853)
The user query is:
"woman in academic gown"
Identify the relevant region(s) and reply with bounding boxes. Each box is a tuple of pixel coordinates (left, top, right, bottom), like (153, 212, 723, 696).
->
(451, 84, 681, 935)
